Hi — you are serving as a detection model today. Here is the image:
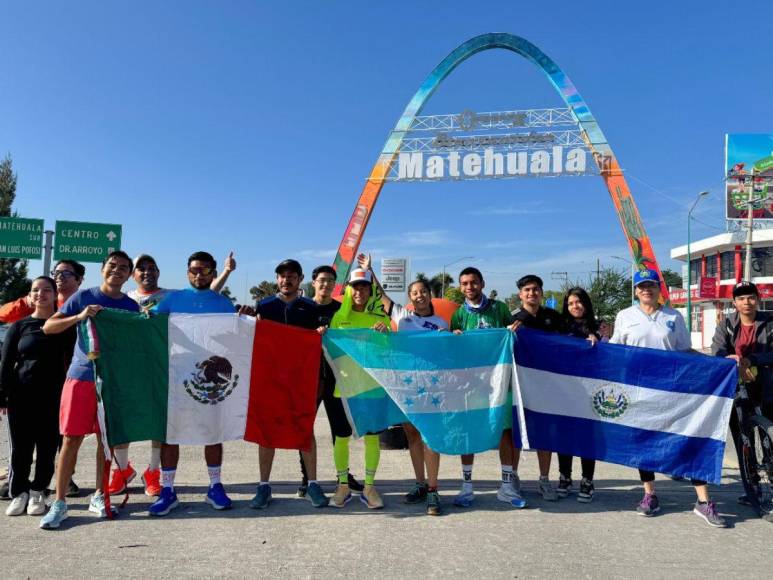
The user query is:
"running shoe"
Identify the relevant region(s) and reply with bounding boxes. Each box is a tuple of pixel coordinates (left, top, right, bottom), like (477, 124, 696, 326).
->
(577, 478, 595, 503)
(149, 487, 179, 517)
(27, 490, 46, 516)
(65, 479, 80, 498)
(5, 492, 29, 516)
(694, 501, 727, 528)
(306, 482, 329, 508)
(142, 467, 162, 497)
(347, 473, 364, 493)
(496, 482, 527, 509)
(636, 493, 660, 517)
(453, 485, 474, 508)
(426, 490, 442, 516)
(88, 493, 118, 518)
(297, 478, 308, 498)
(40, 499, 68, 529)
(510, 473, 522, 495)
(108, 463, 137, 496)
(404, 482, 428, 504)
(249, 484, 272, 509)
(206, 483, 232, 510)
(557, 475, 573, 498)
(331, 483, 352, 508)
(539, 478, 558, 501)
(360, 484, 384, 509)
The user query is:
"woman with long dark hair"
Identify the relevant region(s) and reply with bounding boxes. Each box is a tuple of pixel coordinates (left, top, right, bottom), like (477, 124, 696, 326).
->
(558, 287, 599, 502)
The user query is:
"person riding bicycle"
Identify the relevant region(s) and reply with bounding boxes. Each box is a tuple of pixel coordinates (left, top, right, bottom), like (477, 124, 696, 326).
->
(711, 281, 773, 508)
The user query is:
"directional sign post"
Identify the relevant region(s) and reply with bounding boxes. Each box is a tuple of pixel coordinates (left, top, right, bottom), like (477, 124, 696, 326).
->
(0, 217, 44, 259)
(54, 221, 122, 263)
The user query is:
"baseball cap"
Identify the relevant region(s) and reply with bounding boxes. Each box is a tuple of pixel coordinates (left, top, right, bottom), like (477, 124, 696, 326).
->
(275, 259, 303, 275)
(517, 274, 543, 289)
(348, 268, 372, 285)
(633, 268, 660, 286)
(733, 281, 759, 298)
(134, 254, 158, 269)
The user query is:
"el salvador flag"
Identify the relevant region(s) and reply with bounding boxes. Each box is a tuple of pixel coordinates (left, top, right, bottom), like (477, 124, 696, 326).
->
(323, 328, 513, 454)
(513, 328, 737, 484)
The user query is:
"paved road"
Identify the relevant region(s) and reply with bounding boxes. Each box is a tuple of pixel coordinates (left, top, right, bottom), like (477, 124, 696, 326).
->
(1, 413, 772, 579)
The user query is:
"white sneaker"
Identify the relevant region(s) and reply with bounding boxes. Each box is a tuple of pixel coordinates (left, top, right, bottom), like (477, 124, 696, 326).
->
(88, 493, 118, 518)
(496, 482, 527, 508)
(6, 492, 29, 516)
(510, 473, 522, 494)
(27, 490, 46, 516)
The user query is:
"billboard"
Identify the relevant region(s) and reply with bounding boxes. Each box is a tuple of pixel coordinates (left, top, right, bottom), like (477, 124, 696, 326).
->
(726, 133, 773, 220)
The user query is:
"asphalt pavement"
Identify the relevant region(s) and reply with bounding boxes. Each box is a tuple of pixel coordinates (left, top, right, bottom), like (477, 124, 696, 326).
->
(1, 412, 772, 579)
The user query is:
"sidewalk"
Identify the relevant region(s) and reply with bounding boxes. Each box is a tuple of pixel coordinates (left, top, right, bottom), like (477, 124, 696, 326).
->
(0, 411, 771, 579)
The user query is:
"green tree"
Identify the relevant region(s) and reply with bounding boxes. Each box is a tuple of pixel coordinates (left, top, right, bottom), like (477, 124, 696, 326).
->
(220, 286, 237, 304)
(249, 280, 278, 303)
(444, 286, 464, 305)
(415, 272, 453, 298)
(661, 268, 682, 289)
(575, 267, 630, 322)
(0, 155, 30, 303)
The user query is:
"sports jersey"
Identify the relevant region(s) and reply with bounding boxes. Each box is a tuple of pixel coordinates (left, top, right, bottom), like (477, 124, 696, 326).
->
(153, 287, 235, 314)
(391, 303, 448, 332)
(512, 306, 564, 333)
(451, 298, 513, 331)
(128, 288, 174, 311)
(610, 305, 690, 352)
(60, 287, 140, 381)
(256, 295, 320, 330)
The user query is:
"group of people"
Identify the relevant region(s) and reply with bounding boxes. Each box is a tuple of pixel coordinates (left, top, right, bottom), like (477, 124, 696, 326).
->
(0, 248, 770, 531)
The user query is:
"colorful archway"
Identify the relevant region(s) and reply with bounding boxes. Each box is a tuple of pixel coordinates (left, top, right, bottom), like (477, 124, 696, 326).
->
(332, 33, 666, 299)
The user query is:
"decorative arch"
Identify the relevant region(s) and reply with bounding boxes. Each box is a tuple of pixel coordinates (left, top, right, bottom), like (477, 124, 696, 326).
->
(332, 33, 666, 299)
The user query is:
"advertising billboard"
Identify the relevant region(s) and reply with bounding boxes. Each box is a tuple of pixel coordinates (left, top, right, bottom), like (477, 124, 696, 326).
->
(726, 133, 773, 220)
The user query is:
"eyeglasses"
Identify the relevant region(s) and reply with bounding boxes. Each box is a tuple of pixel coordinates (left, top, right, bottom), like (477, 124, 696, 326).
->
(136, 266, 158, 273)
(50, 270, 77, 280)
(636, 282, 659, 289)
(188, 267, 213, 276)
(315, 277, 336, 285)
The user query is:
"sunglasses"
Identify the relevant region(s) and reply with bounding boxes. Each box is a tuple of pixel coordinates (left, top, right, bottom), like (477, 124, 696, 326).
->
(188, 267, 213, 276)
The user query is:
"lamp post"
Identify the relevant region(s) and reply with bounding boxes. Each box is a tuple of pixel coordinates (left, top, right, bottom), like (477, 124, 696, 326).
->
(610, 255, 634, 305)
(442, 256, 474, 297)
(686, 191, 710, 333)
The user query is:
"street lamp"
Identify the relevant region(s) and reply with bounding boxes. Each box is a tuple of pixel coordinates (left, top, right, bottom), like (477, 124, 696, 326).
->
(442, 256, 474, 297)
(610, 255, 634, 305)
(686, 191, 710, 333)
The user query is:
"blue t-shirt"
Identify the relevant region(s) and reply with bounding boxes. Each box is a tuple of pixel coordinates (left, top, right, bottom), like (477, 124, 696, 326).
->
(60, 287, 140, 381)
(153, 287, 235, 314)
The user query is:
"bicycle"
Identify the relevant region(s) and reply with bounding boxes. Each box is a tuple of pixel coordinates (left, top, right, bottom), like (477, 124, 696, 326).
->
(733, 383, 773, 522)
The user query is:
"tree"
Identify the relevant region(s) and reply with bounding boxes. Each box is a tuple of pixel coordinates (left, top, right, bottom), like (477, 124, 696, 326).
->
(661, 268, 683, 289)
(415, 272, 453, 299)
(574, 267, 631, 323)
(220, 286, 237, 304)
(543, 289, 565, 311)
(505, 293, 520, 312)
(444, 286, 464, 304)
(0, 155, 30, 303)
(249, 280, 278, 303)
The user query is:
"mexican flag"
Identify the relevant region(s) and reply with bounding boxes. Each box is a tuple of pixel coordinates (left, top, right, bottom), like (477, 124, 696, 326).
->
(89, 310, 321, 449)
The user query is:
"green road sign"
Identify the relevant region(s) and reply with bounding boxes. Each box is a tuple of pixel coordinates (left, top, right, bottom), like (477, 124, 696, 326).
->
(54, 220, 122, 263)
(0, 217, 44, 259)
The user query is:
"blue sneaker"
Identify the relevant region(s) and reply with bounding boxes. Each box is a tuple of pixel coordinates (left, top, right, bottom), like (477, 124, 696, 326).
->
(453, 485, 474, 508)
(149, 487, 179, 517)
(40, 499, 68, 529)
(306, 482, 329, 508)
(206, 483, 232, 510)
(249, 484, 272, 509)
(88, 493, 119, 518)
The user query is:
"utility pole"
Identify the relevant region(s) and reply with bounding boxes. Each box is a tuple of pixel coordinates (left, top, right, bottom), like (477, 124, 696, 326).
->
(744, 169, 757, 281)
(42, 230, 54, 276)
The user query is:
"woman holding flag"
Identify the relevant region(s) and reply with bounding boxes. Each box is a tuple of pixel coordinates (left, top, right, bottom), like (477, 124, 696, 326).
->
(357, 253, 449, 516)
(329, 266, 394, 510)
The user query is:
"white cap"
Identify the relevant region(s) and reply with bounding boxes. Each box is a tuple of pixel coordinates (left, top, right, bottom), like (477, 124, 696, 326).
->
(349, 268, 372, 284)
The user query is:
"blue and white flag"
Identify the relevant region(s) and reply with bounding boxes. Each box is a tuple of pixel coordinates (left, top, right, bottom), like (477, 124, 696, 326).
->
(323, 328, 513, 454)
(513, 328, 737, 484)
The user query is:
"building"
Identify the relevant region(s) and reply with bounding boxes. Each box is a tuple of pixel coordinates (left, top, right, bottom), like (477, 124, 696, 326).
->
(670, 229, 773, 350)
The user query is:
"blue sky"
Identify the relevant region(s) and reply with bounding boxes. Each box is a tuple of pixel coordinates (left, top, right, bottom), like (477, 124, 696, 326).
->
(2, 1, 771, 302)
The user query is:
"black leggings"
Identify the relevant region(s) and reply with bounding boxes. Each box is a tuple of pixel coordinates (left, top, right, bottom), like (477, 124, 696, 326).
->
(8, 402, 60, 497)
(557, 453, 596, 480)
(299, 378, 352, 481)
(638, 470, 706, 486)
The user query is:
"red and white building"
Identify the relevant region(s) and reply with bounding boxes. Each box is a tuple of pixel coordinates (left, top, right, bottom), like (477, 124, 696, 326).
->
(670, 229, 773, 350)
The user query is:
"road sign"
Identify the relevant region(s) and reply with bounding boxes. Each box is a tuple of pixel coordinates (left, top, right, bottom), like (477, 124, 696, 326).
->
(546, 296, 558, 309)
(381, 258, 408, 292)
(54, 220, 122, 263)
(0, 217, 44, 259)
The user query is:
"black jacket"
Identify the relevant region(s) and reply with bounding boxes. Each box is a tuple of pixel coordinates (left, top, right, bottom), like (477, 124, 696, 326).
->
(711, 311, 773, 402)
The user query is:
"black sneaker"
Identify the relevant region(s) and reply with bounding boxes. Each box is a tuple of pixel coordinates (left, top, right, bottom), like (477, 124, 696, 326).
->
(347, 473, 364, 493)
(65, 480, 80, 498)
(297, 481, 308, 498)
(578, 478, 594, 503)
(557, 475, 573, 498)
(426, 490, 442, 516)
(0, 481, 9, 500)
(405, 482, 429, 504)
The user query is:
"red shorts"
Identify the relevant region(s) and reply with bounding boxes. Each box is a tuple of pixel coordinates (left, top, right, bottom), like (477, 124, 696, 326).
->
(59, 377, 99, 436)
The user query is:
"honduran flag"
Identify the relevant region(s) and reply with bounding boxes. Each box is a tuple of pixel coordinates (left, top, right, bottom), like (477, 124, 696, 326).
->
(89, 310, 321, 449)
(513, 328, 737, 484)
(323, 328, 513, 454)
